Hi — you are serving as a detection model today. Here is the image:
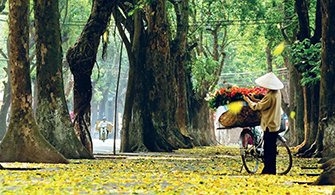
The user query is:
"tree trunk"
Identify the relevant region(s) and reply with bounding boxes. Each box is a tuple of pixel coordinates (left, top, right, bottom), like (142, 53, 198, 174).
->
(304, 0, 324, 158)
(318, 0, 335, 159)
(294, 0, 322, 156)
(293, 0, 322, 155)
(66, 0, 114, 153)
(118, 0, 193, 152)
(298, 84, 320, 156)
(281, 56, 294, 146)
(294, 0, 310, 150)
(0, 0, 67, 163)
(189, 96, 215, 145)
(119, 55, 138, 152)
(34, 0, 93, 159)
(311, 0, 322, 44)
(172, 0, 193, 140)
(313, 0, 335, 185)
(287, 62, 297, 145)
(295, 0, 311, 41)
(293, 73, 305, 145)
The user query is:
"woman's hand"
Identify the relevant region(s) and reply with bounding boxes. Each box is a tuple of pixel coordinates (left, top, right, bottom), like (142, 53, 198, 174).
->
(243, 95, 250, 102)
(248, 93, 260, 102)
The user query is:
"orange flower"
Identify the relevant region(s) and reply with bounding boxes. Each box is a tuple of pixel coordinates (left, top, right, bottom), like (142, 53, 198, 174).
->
(207, 86, 266, 109)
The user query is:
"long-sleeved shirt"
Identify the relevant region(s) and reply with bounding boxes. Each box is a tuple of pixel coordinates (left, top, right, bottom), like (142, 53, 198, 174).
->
(245, 90, 282, 132)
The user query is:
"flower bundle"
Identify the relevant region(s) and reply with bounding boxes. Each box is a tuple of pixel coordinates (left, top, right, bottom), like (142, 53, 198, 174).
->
(206, 86, 267, 110)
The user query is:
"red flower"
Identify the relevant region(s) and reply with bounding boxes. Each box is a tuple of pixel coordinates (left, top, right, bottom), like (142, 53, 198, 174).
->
(219, 88, 225, 95)
(207, 86, 266, 109)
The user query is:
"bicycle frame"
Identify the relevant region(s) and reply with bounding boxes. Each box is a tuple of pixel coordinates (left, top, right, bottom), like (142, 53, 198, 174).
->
(241, 127, 264, 160)
(239, 126, 292, 174)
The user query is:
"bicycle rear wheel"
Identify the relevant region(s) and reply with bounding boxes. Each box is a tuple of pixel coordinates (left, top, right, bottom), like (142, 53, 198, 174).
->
(276, 136, 292, 175)
(239, 130, 260, 174)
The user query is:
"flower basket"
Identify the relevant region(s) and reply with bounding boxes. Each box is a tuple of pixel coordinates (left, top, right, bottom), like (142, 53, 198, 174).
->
(218, 105, 261, 128)
(207, 86, 266, 128)
(206, 86, 267, 110)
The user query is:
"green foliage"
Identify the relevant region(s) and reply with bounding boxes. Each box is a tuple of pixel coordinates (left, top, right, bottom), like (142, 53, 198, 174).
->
(128, 0, 151, 16)
(221, 36, 268, 87)
(290, 39, 321, 86)
(60, 0, 92, 52)
(191, 56, 219, 93)
(188, 0, 286, 94)
(91, 28, 129, 112)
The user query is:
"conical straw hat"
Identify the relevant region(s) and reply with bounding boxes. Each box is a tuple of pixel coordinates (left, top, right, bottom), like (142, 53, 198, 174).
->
(255, 72, 284, 90)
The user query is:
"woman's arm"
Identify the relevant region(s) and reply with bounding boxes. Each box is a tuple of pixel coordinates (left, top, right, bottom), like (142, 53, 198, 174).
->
(244, 94, 272, 111)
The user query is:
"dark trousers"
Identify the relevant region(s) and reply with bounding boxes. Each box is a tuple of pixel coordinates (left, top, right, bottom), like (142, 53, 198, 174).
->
(262, 129, 278, 174)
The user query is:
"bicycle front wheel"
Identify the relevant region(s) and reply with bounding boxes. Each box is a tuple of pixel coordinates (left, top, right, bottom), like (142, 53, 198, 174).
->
(239, 130, 260, 174)
(276, 136, 292, 175)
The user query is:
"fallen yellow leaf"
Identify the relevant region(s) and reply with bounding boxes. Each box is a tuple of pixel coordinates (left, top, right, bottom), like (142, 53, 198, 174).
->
(273, 41, 285, 56)
(227, 101, 244, 114)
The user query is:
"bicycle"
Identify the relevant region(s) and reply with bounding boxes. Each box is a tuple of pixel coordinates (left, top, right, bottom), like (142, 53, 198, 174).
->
(239, 126, 292, 175)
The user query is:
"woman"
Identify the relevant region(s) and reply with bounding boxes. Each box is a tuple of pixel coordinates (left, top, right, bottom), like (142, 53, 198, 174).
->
(243, 72, 284, 174)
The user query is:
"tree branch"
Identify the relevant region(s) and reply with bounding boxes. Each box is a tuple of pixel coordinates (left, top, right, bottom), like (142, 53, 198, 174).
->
(62, 0, 69, 25)
(0, 48, 7, 59)
(113, 7, 131, 56)
(0, 0, 7, 13)
(295, 0, 311, 40)
(310, 0, 321, 44)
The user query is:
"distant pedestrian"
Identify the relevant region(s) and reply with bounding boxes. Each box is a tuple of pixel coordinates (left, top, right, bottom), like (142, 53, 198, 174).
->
(96, 117, 113, 142)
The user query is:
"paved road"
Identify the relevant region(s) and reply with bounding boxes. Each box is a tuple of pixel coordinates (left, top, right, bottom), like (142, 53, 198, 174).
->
(92, 138, 120, 154)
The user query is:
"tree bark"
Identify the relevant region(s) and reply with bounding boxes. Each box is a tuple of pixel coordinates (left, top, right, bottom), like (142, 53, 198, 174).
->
(66, 0, 114, 154)
(294, 0, 311, 152)
(295, 0, 311, 41)
(313, 0, 335, 185)
(294, 0, 322, 156)
(298, 84, 320, 156)
(34, 0, 93, 159)
(318, 0, 335, 159)
(0, 0, 67, 163)
(144, 0, 191, 151)
(172, 0, 193, 141)
(298, 0, 322, 156)
(117, 0, 195, 152)
(291, 70, 305, 147)
(311, 0, 322, 44)
(188, 96, 215, 145)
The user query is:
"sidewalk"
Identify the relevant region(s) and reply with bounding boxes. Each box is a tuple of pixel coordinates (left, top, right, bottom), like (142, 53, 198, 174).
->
(92, 138, 120, 154)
